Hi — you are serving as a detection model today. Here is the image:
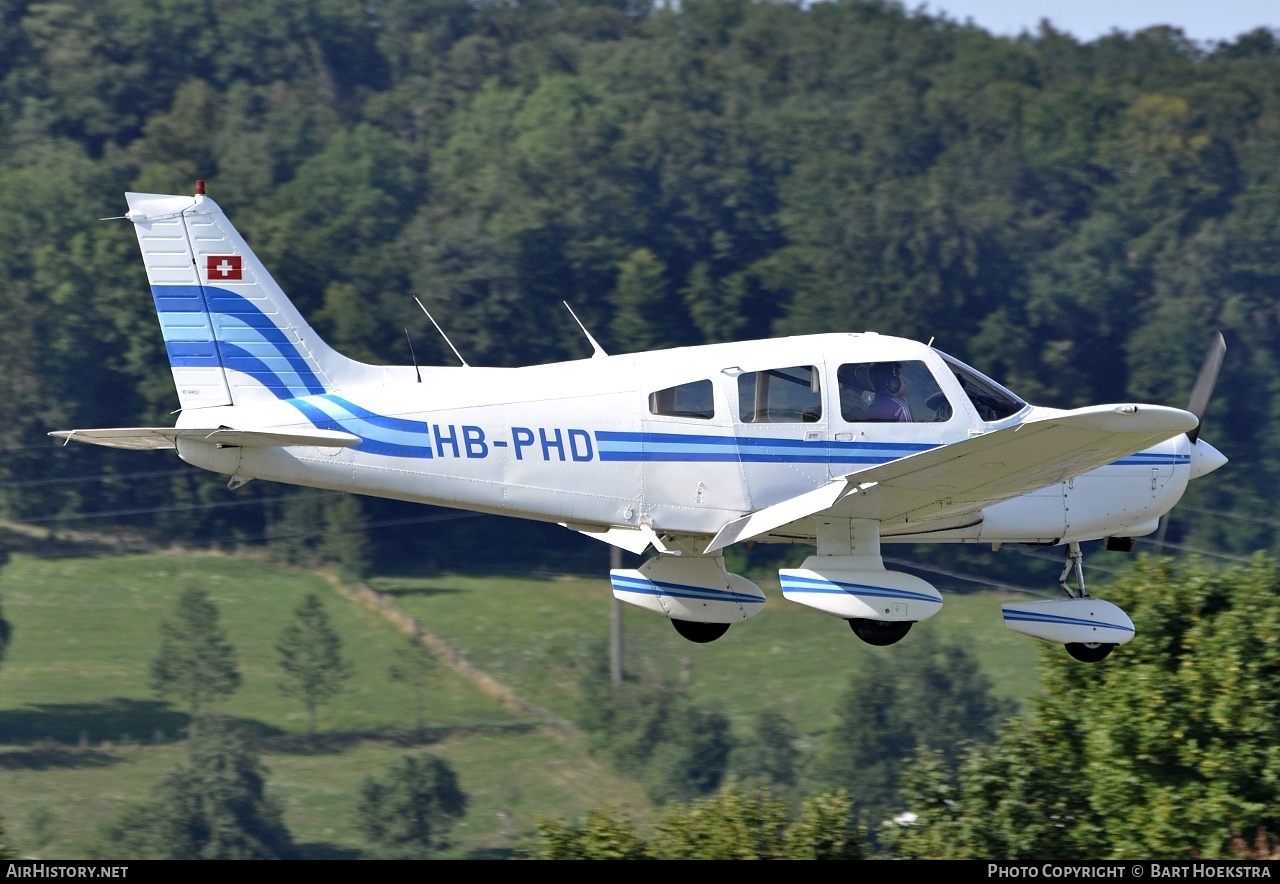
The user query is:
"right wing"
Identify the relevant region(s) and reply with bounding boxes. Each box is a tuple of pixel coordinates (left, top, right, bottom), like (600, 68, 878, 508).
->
(706, 403, 1196, 553)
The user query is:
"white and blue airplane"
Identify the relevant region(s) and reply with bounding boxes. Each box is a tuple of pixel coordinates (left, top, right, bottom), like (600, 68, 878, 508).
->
(54, 185, 1228, 663)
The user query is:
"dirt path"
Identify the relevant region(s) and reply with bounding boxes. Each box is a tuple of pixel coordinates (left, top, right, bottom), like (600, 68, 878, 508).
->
(323, 574, 554, 722)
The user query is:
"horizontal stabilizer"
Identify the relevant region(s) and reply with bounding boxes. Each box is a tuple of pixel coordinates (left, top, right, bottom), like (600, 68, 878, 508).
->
(50, 427, 361, 451)
(706, 403, 1196, 552)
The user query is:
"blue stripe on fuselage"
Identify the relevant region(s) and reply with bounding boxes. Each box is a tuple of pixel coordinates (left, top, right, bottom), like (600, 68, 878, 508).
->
(594, 431, 936, 465)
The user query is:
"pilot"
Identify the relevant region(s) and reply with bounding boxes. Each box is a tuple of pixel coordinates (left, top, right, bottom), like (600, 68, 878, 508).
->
(866, 362, 913, 422)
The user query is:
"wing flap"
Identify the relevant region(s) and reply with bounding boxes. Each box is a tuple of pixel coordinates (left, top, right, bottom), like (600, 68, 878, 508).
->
(706, 404, 1195, 552)
(50, 427, 361, 450)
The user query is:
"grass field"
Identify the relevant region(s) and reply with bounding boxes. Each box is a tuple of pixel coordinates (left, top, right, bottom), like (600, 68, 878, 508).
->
(369, 572, 1044, 733)
(0, 547, 1044, 858)
(0, 551, 649, 858)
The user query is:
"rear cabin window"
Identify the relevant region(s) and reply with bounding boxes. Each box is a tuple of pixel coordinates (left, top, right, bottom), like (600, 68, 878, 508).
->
(738, 366, 822, 423)
(649, 379, 715, 419)
(837, 361, 953, 423)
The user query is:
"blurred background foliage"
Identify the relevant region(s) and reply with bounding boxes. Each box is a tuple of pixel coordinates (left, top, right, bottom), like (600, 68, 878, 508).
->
(1, 0, 1277, 578)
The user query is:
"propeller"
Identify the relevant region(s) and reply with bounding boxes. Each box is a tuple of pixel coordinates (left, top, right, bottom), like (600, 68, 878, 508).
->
(1186, 331, 1225, 444)
(1152, 332, 1227, 555)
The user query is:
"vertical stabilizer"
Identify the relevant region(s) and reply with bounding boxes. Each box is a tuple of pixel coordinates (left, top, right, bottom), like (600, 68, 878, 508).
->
(126, 189, 371, 410)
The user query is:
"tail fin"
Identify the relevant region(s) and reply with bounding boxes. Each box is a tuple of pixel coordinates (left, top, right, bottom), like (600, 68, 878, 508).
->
(125, 188, 373, 410)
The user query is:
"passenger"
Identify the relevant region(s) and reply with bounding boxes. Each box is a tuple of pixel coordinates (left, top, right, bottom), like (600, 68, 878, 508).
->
(866, 362, 913, 422)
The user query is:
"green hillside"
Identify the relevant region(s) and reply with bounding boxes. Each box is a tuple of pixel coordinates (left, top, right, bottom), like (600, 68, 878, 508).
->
(0, 551, 648, 858)
(0, 548, 1038, 858)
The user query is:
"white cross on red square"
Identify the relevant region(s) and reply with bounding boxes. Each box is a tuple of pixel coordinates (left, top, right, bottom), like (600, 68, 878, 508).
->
(206, 255, 242, 281)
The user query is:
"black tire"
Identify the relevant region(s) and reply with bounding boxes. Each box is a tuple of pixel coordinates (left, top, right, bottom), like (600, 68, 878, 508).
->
(1065, 641, 1115, 663)
(847, 618, 913, 646)
(672, 620, 731, 644)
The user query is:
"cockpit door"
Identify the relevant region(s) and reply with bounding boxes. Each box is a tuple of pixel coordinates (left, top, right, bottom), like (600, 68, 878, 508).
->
(827, 356, 962, 480)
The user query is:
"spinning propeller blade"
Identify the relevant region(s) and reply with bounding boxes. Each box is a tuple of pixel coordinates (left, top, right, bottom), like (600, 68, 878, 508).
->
(1186, 331, 1225, 444)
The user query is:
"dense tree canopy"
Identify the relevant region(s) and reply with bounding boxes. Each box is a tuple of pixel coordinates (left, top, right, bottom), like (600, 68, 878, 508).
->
(0, 0, 1276, 568)
(887, 556, 1280, 859)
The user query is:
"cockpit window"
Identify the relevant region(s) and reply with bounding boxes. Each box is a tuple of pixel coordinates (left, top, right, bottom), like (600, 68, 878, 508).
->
(838, 361, 953, 423)
(649, 380, 714, 419)
(936, 351, 1027, 421)
(738, 366, 822, 423)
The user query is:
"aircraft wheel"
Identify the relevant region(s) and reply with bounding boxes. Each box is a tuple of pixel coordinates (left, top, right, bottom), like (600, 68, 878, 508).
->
(672, 620, 731, 644)
(1065, 641, 1115, 663)
(847, 618, 913, 646)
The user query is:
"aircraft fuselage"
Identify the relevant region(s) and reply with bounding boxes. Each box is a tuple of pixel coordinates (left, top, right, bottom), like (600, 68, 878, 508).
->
(173, 332, 1197, 548)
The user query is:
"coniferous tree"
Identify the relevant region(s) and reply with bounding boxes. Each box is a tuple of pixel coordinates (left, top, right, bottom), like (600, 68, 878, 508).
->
(358, 754, 467, 859)
(277, 592, 351, 739)
(149, 586, 241, 729)
(104, 716, 293, 860)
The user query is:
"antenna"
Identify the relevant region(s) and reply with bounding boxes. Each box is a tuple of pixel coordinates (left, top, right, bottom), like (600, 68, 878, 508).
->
(404, 329, 422, 383)
(562, 301, 608, 359)
(414, 298, 470, 367)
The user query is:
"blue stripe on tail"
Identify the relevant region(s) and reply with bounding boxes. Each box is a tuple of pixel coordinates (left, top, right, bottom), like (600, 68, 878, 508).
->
(152, 284, 327, 398)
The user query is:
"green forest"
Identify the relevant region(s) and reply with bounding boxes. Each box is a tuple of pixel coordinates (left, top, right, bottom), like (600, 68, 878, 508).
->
(0, 0, 1278, 569)
(3, 0, 1280, 861)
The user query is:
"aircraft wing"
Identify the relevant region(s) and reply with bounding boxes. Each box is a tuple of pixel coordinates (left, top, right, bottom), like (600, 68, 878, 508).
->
(705, 404, 1197, 553)
(49, 427, 361, 451)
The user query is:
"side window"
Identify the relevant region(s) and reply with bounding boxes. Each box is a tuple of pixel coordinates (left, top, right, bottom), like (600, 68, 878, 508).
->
(738, 366, 822, 423)
(649, 379, 715, 419)
(837, 361, 953, 423)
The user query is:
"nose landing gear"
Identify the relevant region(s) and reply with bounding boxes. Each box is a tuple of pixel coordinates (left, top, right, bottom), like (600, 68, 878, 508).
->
(1001, 542, 1134, 662)
(1057, 543, 1116, 662)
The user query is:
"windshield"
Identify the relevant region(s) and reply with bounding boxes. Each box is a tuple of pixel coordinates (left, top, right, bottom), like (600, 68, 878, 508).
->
(935, 351, 1027, 422)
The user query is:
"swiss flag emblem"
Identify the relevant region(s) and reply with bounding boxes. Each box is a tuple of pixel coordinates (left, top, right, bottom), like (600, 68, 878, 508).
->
(206, 255, 243, 281)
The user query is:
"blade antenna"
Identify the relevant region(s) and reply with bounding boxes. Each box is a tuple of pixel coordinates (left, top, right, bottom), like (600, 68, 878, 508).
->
(414, 297, 470, 368)
(563, 301, 608, 358)
(1186, 331, 1225, 444)
(404, 329, 422, 383)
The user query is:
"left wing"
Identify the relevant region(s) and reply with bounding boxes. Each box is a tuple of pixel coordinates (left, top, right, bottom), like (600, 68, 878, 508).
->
(50, 427, 361, 451)
(706, 404, 1196, 553)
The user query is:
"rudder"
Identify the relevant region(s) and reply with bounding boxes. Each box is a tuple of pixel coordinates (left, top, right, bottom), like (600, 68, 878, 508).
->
(126, 186, 371, 410)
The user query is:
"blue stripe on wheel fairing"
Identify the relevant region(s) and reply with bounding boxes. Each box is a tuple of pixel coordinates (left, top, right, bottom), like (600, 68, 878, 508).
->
(610, 574, 763, 605)
(780, 573, 940, 604)
(1002, 609, 1135, 634)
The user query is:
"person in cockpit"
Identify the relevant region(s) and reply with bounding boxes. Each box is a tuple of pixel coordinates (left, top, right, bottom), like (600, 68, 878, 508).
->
(866, 361, 913, 422)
